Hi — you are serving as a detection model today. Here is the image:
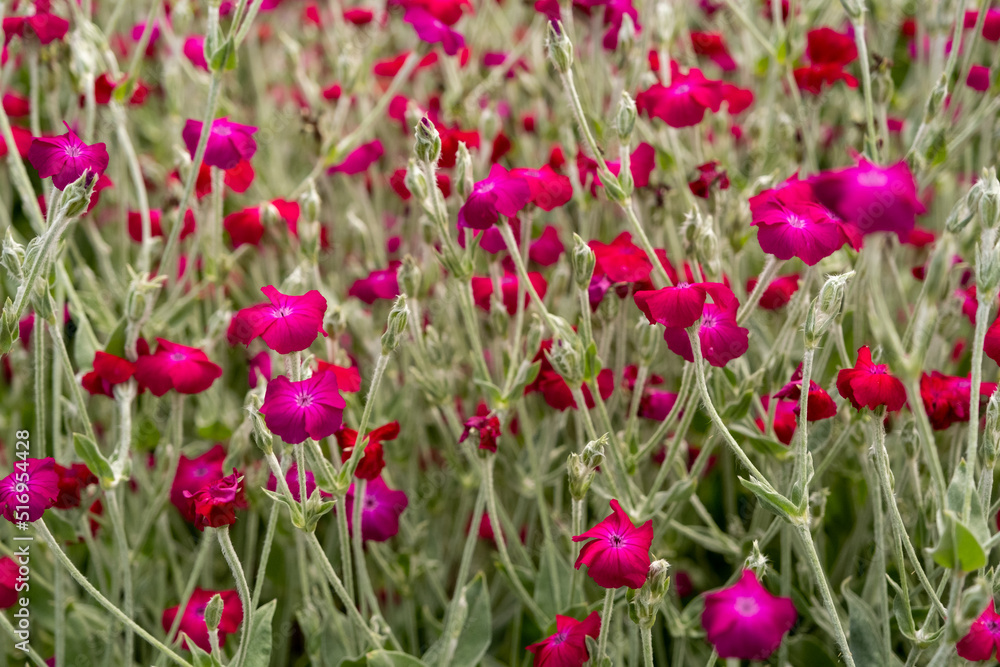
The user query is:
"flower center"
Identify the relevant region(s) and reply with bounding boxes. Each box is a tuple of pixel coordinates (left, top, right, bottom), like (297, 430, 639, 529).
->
(64, 143, 83, 158)
(856, 170, 889, 187)
(364, 495, 378, 510)
(272, 306, 294, 318)
(734, 596, 760, 617)
(295, 391, 314, 408)
(170, 352, 187, 362)
(700, 313, 718, 329)
(785, 213, 808, 229)
(550, 629, 570, 646)
(609, 533, 625, 548)
(985, 619, 1000, 634)
(674, 83, 692, 94)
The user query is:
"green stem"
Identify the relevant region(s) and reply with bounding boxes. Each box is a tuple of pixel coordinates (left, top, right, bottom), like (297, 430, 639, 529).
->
(851, 16, 879, 161)
(37, 520, 194, 667)
(438, 484, 487, 667)
(105, 492, 134, 661)
(641, 626, 654, 667)
(33, 315, 45, 459)
(217, 527, 252, 667)
(569, 497, 584, 606)
(252, 506, 279, 609)
(482, 455, 547, 625)
(341, 353, 389, 479)
(736, 256, 780, 325)
(966, 294, 994, 519)
(157, 534, 214, 666)
(596, 588, 616, 663)
(351, 478, 380, 619)
(793, 522, 856, 667)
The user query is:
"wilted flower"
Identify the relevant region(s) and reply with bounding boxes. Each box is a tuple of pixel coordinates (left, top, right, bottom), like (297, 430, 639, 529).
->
(919, 371, 996, 430)
(183, 470, 248, 531)
(459, 414, 501, 453)
(336, 422, 400, 480)
(170, 445, 227, 523)
(52, 463, 97, 509)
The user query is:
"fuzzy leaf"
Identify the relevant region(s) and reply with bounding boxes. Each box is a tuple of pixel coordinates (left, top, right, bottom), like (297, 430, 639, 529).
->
(73, 433, 114, 484)
(242, 600, 278, 667)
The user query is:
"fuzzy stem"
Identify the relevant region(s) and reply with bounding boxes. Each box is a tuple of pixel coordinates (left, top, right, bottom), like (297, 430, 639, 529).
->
(438, 483, 487, 667)
(793, 522, 856, 667)
(342, 353, 389, 479)
(641, 625, 654, 667)
(851, 15, 880, 161)
(33, 316, 45, 458)
(252, 506, 280, 609)
(596, 588, 616, 663)
(37, 520, 194, 667)
(217, 527, 252, 667)
(967, 294, 994, 518)
(105, 492, 134, 661)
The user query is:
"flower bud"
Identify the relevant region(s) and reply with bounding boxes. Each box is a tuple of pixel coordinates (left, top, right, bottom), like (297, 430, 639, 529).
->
(581, 437, 607, 469)
(899, 420, 920, 459)
(526, 316, 545, 357)
(571, 233, 596, 291)
(455, 142, 474, 200)
(478, 108, 499, 146)
(299, 181, 321, 223)
(204, 594, 224, 632)
(985, 391, 1000, 469)
(547, 336, 584, 385)
(568, 434, 607, 500)
(804, 271, 854, 347)
(599, 169, 627, 203)
(404, 159, 429, 202)
(630, 559, 671, 629)
(245, 394, 274, 455)
(638, 320, 660, 365)
(744, 540, 770, 579)
(839, 0, 863, 20)
(61, 172, 98, 219)
(925, 75, 948, 121)
(414, 117, 442, 164)
(615, 13, 637, 56)
(655, 1, 674, 42)
(693, 217, 720, 278)
(546, 21, 574, 74)
(616, 92, 637, 142)
(398, 255, 422, 298)
(976, 227, 1000, 293)
(1, 229, 25, 282)
(979, 167, 1000, 230)
(381, 295, 409, 354)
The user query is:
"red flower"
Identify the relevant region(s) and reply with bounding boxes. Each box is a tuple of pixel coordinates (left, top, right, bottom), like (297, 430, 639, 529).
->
(572, 499, 654, 589)
(170, 445, 227, 523)
(688, 161, 730, 199)
(183, 469, 248, 531)
(526, 611, 602, 667)
(773, 367, 838, 422)
(690, 31, 736, 70)
(756, 396, 797, 445)
(590, 232, 653, 284)
(315, 361, 362, 392)
(836, 346, 906, 411)
(81, 348, 145, 398)
(984, 316, 1000, 366)
(134, 339, 223, 396)
(459, 414, 501, 452)
(336, 422, 400, 480)
(919, 371, 997, 430)
(957, 600, 1000, 661)
(161, 588, 243, 653)
(471, 271, 548, 315)
(747, 274, 800, 310)
(525, 341, 615, 411)
(0, 557, 18, 609)
(52, 463, 97, 509)
(127, 209, 195, 243)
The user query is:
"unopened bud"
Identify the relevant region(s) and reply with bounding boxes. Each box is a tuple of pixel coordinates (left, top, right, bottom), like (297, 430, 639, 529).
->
(616, 92, 637, 142)
(744, 540, 769, 579)
(245, 396, 274, 455)
(381, 295, 409, 354)
(581, 436, 607, 469)
(61, 172, 97, 218)
(694, 222, 720, 278)
(615, 13, 637, 55)
(455, 143, 474, 200)
(899, 420, 920, 458)
(398, 255, 422, 298)
(1, 229, 25, 281)
(546, 21, 573, 74)
(299, 181, 321, 223)
(986, 391, 1000, 469)
(655, 1, 675, 42)
(979, 167, 1000, 230)
(629, 559, 671, 629)
(526, 316, 545, 357)
(571, 234, 596, 290)
(638, 321, 659, 364)
(204, 594, 224, 632)
(414, 117, 441, 164)
(547, 337, 583, 385)
(599, 169, 627, 203)
(568, 434, 607, 500)
(976, 228, 1000, 293)
(478, 108, 499, 146)
(404, 159, 429, 202)
(805, 271, 854, 347)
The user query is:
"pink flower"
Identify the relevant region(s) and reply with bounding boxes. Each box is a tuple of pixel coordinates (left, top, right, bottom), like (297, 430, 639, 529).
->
(526, 612, 601, 667)
(529, 225, 566, 266)
(958, 600, 1000, 661)
(26, 123, 109, 190)
(259, 372, 347, 444)
(967, 64, 991, 92)
(404, 7, 465, 56)
(636, 62, 725, 128)
(348, 263, 401, 304)
(602, 0, 640, 51)
(702, 570, 797, 660)
(638, 389, 679, 421)
(471, 271, 548, 315)
(750, 178, 859, 265)
(807, 159, 925, 237)
(183, 36, 208, 71)
(457, 164, 532, 230)
(836, 346, 907, 411)
(509, 165, 573, 211)
(0, 457, 59, 523)
(134, 339, 223, 396)
(572, 499, 653, 589)
(345, 476, 409, 542)
(327, 139, 384, 175)
(182, 118, 258, 170)
(662, 299, 749, 367)
(3, 1, 69, 44)
(161, 588, 243, 653)
(0, 557, 18, 609)
(170, 445, 227, 523)
(228, 286, 328, 355)
(183, 469, 248, 531)
(248, 351, 272, 389)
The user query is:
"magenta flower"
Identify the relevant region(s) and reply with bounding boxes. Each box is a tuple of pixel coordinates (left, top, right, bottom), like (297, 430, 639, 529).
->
(170, 445, 227, 523)
(572, 499, 653, 589)
(702, 569, 796, 660)
(691, 31, 736, 70)
(228, 286, 328, 355)
(958, 600, 1000, 661)
(459, 414, 502, 453)
(808, 159, 925, 237)
(529, 225, 566, 266)
(636, 62, 725, 128)
(967, 64, 991, 92)
(345, 476, 409, 542)
(348, 263, 401, 304)
(750, 178, 859, 265)
(526, 611, 601, 667)
(183, 469, 248, 531)
(457, 164, 532, 230)
(404, 7, 465, 56)
(0, 457, 59, 523)
(634, 282, 718, 329)
(662, 302, 749, 367)
(602, 0, 640, 51)
(248, 351, 272, 389)
(509, 165, 573, 211)
(183, 36, 209, 71)
(259, 372, 347, 444)
(641, 283, 748, 367)
(162, 588, 243, 653)
(472, 271, 548, 315)
(134, 339, 223, 396)
(3, 1, 69, 45)
(327, 139, 384, 175)
(182, 117, 258, 170)
(26, 123, 109, 190)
